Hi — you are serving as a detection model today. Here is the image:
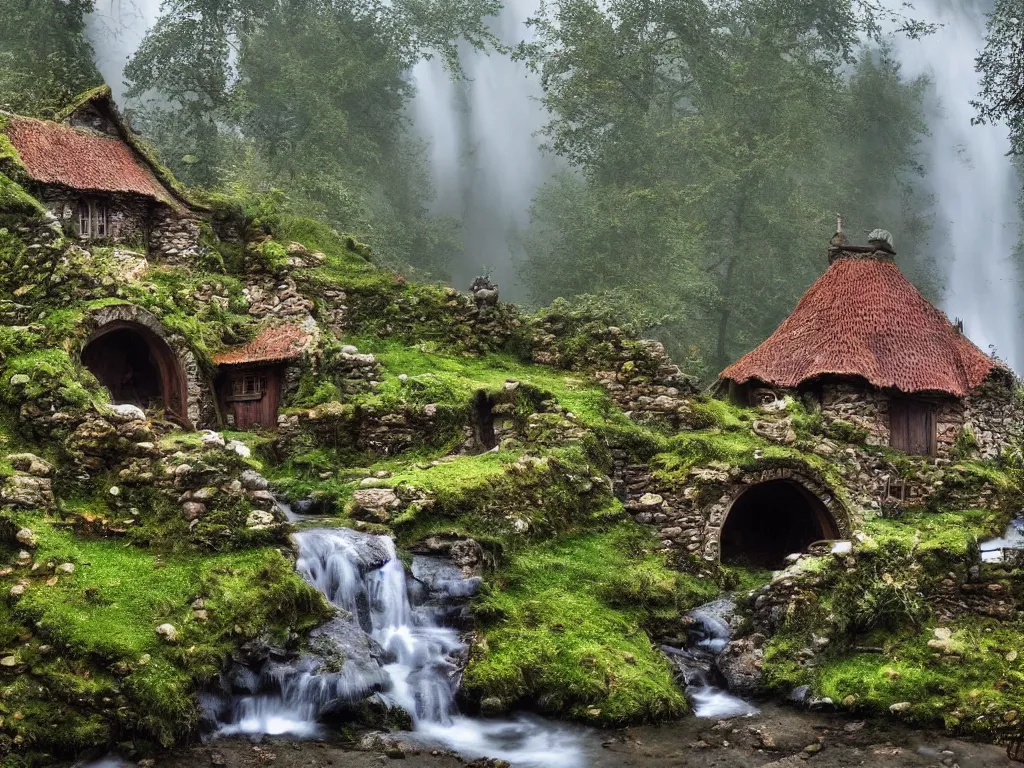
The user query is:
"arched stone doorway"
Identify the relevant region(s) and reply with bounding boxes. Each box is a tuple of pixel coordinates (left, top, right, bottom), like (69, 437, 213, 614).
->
(81, 320, 189, 426)
(719, 479, 840, 568)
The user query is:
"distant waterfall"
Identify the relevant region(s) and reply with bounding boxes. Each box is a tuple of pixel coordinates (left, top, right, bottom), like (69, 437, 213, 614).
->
(887, 0, 1023, 371)
(409, 0, 557, 297)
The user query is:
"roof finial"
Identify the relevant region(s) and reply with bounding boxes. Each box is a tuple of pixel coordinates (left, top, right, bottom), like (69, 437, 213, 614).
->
(828, 213, 848, 263)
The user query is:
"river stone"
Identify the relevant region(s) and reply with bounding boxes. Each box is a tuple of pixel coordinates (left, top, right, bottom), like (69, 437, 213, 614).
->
(716, 637, 765, 697)
(240, 469, 269, 491)
(156, 623, 178, 641)
(411, 556, 482, 599)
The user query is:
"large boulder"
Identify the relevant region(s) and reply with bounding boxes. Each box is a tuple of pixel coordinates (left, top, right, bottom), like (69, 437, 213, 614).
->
(717, 635, 766, 697)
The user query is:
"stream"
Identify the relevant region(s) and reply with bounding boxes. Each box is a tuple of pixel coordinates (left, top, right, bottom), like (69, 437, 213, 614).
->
(205, 527, 588, 767)
(80, 529, 1020, 768)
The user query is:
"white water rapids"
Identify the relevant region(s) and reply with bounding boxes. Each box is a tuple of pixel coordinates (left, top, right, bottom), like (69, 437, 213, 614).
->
(215, 527, 585, 768)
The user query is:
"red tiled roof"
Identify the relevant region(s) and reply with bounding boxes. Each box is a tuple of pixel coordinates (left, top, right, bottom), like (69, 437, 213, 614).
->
(720, 256, 1001, 397)
(214, 325, 311, 366)
(5, 116, 175, 204)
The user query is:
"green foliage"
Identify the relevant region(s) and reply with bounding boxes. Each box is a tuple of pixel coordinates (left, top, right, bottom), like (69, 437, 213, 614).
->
(462, 522, 710, 724)
(0, 0, 101, 119)
(0, 519, 328, 754)
(519, 0, 938, 372)
(976, 0, 1024, 156)
(123, 0, 502, 276)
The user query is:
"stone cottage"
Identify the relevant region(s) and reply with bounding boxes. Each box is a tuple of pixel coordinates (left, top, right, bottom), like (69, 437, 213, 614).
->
(720, 229, 1020, 460)
(214, 323, 315, 430)
(1, 86, 204, 255)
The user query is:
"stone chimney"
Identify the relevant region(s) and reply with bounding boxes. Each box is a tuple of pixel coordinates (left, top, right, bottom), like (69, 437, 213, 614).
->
(828, 221, 897, 264)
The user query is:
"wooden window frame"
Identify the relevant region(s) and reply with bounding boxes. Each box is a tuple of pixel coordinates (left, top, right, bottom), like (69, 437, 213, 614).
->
(77, 199, 110, 240)
(227, 373, 268, 402)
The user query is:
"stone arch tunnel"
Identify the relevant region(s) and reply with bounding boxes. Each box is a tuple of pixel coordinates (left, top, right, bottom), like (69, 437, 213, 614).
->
(719, 478, 841, 568)
(81, 319, 189, 425)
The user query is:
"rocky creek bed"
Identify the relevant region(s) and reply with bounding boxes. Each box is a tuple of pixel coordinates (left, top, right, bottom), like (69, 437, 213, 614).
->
(106, 703, 1017, 768)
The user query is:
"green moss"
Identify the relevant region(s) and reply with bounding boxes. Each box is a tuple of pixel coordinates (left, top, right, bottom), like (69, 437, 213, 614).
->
(462, 522, 709, 724)
(815, 620, 1024, 734)
(356, 339, 623, 430)
(0, 519, 328, 752)
(0, 349, 103, 412)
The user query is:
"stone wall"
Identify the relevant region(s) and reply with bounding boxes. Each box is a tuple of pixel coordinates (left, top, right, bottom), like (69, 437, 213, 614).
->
(39, 188, 151, 247)
(816, 373, 1021, 462)
(962, 372, 1023, 460)
(620, 460, 849, 570)
(149, 207, 204, 264)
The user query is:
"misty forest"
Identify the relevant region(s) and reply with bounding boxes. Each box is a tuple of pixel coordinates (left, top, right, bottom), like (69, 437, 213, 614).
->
(3, 0, 1024, 766)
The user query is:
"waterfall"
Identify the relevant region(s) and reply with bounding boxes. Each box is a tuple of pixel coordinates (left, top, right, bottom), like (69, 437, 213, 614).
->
(209, 528, 584, 768)
(409, 0, 557, 297)
(886, 0, 1023, 371)
(662, 599, 759, 720)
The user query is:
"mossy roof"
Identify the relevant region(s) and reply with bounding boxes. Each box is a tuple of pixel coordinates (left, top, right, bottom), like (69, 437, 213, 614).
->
(1, 86, 200, 211)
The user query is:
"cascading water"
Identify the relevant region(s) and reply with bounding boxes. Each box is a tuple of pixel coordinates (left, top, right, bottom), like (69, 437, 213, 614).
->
(886, 0, 1023, 371)
(210, 528, 584, 768)
(662, 599, 759, 720)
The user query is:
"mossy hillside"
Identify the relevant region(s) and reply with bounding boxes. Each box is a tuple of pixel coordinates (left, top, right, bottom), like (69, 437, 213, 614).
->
(462, 521, 716, 724)
(388, 445, 616, 553)
(812, 618, 1024, 735)
(350, 339, 624, 428)
(760, 507, 1021, 737)
(0, 517, 328, 760)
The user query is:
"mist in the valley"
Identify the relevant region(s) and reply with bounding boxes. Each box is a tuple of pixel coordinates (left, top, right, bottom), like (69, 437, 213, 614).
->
(80, 0, 1024, 373)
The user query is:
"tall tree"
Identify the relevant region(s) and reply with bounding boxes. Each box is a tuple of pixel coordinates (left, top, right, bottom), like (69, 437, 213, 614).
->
(975, 0, 1024, 155)
(125, 0, 500, 275)
(0, 0, 100, 118)
(520, 0, 935, 373)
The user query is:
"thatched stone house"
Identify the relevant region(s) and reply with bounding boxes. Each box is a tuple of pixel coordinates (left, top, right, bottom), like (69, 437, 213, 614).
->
(1, 87, 203, 256)
(720, 230, 1020, 459)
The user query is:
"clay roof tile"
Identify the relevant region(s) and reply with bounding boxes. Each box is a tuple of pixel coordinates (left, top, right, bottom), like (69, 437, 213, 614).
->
(720, 256, 1002, 397)
(5, 115, 175, 204)
(214, 324, 311, 366)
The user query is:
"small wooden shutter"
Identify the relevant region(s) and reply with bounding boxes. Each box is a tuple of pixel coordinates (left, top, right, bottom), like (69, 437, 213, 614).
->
(889, 398, 936, 456)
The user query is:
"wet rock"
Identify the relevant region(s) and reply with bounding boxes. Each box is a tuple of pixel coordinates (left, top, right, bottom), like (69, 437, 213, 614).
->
(788, 685, 812, 706)
(717, 637, 764, 697)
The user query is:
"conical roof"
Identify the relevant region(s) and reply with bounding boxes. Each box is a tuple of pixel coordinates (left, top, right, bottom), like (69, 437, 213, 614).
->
(719, 255, 1002, 397)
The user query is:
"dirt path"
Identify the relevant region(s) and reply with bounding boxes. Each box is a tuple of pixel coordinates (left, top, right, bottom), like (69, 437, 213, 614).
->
(151, 703, 1018, 768)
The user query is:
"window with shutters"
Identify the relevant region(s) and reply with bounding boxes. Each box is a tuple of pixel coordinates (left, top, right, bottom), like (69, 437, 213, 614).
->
(889, 398, 936, 456)
(228, 374, 268, 401)
(77, 199, 110, 239)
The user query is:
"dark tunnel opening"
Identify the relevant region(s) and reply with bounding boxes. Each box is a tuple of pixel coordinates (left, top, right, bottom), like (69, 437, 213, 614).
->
(473, 390, 497, 451)
(81, 323, 187, 422)
(719, 479, 838, 569)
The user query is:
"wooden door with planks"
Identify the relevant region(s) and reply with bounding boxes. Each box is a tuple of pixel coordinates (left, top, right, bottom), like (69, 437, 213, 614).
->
(889, 398, 936, 456)
(224, 367, 281, 430)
